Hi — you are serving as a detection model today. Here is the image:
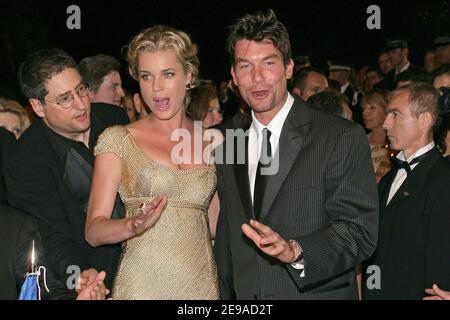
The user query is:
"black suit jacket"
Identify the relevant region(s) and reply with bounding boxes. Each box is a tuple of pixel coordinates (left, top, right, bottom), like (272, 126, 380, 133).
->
(376, 64, 423, 91)
(364, 148, 450, 299)
(4, 113, 124, 289)
(0, 205, 75, 300)
(91, 102, 130, 126)
(214, 97, 379, 300)
(0, 128, 15, 163)
(216, 110, 251, 137)
(0, 128, 16, 204)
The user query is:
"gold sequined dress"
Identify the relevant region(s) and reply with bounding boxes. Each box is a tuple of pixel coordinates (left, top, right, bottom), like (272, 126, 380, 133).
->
(94, 126, 219, 300)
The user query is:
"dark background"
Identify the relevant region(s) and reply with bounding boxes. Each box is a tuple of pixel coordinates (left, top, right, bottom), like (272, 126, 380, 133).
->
(1, 0, 449, 102)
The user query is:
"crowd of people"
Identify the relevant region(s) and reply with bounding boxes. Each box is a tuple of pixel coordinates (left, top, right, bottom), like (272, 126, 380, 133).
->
(0, 8, 450, 300)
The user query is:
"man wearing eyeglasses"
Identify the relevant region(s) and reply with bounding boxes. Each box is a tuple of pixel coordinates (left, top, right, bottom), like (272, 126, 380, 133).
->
(3, 48, 125, 295)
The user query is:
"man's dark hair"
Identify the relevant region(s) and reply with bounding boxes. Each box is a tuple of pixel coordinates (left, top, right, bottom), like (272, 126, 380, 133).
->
(292, 67, 326, 91)
(18, 48, 78, 103)
(227, 9, 291, 67)
(79, 54, 121, 93)
(307, 90, 345, 118)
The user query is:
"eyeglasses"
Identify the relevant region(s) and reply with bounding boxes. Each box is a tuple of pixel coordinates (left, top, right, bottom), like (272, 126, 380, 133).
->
(44, 84, 89, 109)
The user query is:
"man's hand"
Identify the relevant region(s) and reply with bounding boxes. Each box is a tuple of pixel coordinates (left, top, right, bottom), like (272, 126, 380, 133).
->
(76, 268, 99, 294)
(424, 284, 450, 300)
(241, 219, 298, 263)
(128, 195, 167, 235)
(76, 271, 109, 300)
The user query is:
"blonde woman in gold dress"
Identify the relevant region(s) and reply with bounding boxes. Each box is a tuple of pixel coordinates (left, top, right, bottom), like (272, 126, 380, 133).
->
(85, 26, 219, 299)
(362, 89, 392, 183)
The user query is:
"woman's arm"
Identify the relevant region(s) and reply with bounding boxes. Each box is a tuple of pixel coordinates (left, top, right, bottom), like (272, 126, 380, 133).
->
(204, 128, 223, 239)
(208, 192, 220, 239)
(85, 153, 134, 246)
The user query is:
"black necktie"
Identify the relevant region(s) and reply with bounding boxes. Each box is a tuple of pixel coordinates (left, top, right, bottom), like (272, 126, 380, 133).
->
(390, 152, 428, 175)
(253, 128, 272, 219)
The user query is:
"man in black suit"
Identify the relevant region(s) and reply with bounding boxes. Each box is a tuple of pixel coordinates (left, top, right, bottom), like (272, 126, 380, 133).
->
(214, 9, 378, 300)
(4, 49, 124, 291)
(377, 38, 423, 90)
(363, 83, 450, 299)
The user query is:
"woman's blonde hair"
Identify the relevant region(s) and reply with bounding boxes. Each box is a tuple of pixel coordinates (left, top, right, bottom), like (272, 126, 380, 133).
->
(126, 25, 200, 87)
(362, 89, 390, 111)
(0, 99, 30, 135)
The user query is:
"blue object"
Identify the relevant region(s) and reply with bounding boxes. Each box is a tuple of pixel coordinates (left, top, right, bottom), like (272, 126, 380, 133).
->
(18, 273, 38, 300)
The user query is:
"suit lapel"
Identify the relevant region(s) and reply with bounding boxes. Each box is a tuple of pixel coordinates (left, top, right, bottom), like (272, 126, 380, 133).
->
(378, 169, 397, 210)
(63, 147, 124, 219)
(386, 177, 412, 206)
(386, 148, 441, 207)
(41, 118, 93, 206)
(232, 132, 254, 221)
(259, 99, 310, 222)
(63, 149, 93, 213)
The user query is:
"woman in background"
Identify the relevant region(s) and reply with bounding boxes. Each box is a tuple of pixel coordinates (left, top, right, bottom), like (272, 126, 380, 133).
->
(0, 99, 31, 139)
(362, 90, 392, 182)
(187, 82, 223, 128)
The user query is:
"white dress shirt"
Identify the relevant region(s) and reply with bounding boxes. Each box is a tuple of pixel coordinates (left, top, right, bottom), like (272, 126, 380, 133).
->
(395, 61, 410, 76)
(248, 93, 294, 202)
(340, 82, 350, 94)
(387, 142, 435, 205)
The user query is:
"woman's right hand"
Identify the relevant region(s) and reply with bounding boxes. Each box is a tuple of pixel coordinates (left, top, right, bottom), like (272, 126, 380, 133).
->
(128, 195, 167, 235)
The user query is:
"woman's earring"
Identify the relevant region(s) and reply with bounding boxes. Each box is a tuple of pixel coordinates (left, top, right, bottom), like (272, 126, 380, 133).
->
(186, 82, 192, 90)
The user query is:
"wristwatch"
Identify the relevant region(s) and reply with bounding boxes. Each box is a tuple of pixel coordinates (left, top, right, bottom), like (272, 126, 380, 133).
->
(288, 239, 304, 270)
